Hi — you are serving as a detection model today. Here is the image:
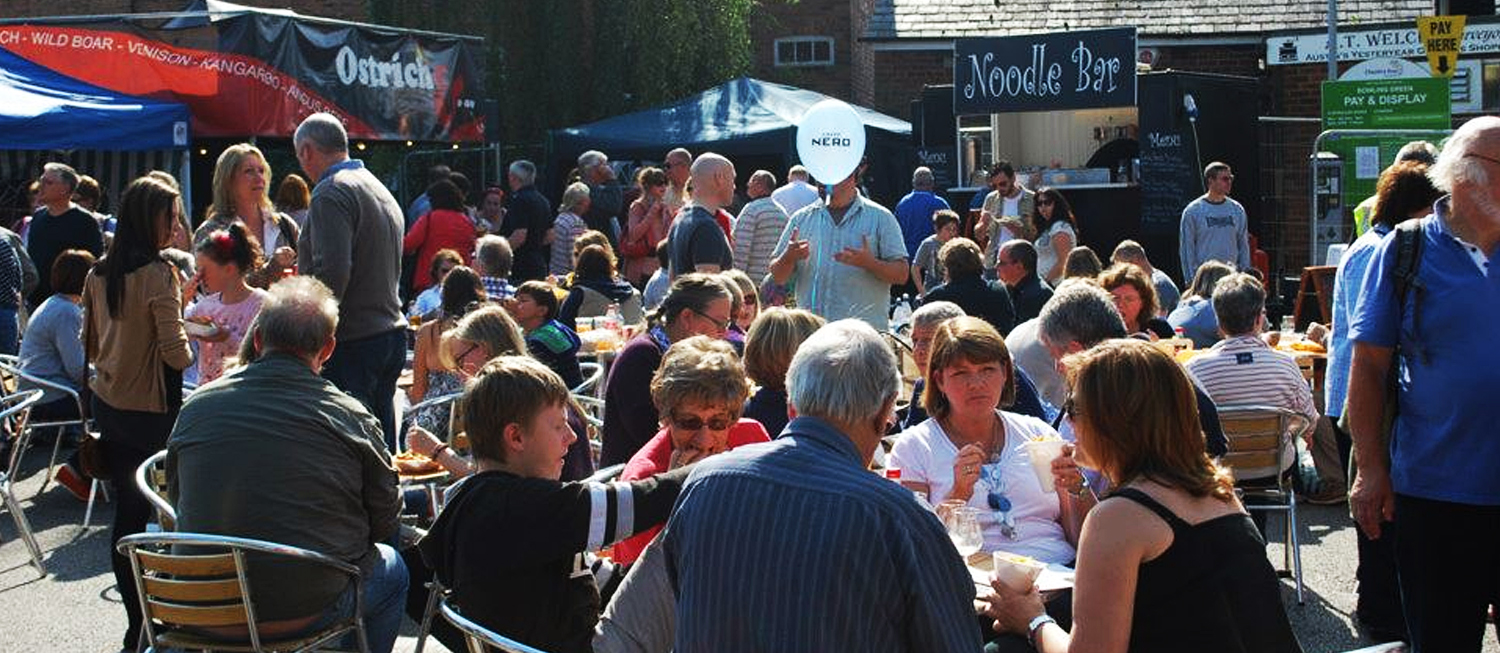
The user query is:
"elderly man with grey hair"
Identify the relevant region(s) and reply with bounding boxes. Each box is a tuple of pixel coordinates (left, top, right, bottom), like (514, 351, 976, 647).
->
(167, 276, 406, 653)
(27, 161, 103, 308)
(901, 300, 1054, 429)
(1183, 273, 1317, 476)
(894, 165, 951, 260)
(731, 169, 787, 282)
(293, 112, 407, 450)
(577, 149, 624, 248)
(1038, 280, 1228, 458)
(663, 147, 693, 215)
(1346, 116, 1500, 652)
(667, 153, 736, 277)
(502, 159, 553, 282)
(663, 319, 981, 652)
(771, 163, 819, 217)
(473, 234, 516, 300)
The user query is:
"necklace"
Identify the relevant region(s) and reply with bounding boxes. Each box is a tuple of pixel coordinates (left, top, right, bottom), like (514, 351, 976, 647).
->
(943, 412, 1018, 540)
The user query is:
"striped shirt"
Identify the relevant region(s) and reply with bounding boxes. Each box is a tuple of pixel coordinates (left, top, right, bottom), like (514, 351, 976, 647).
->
(731, 197, 788, 282)
(662, 416, 982, 653)
(1184, 335, 1316, 476)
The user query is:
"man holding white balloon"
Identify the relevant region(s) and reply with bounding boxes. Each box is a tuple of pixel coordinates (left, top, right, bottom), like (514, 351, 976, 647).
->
(769, 100, 908, 330)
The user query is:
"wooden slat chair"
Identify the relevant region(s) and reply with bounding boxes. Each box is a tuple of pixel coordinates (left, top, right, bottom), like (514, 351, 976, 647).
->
(135, 450, 176, 531)
(1216, 405, 1311, 605)
(0, 389, 46, 575)
(440, 597, 554, 653)
(116, 532, 370, 653)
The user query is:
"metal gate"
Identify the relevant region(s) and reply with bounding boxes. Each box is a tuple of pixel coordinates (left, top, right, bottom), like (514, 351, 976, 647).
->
(397, 144, 504, 209)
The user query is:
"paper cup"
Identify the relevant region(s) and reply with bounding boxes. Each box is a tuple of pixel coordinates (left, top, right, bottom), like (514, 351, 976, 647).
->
(992, 552, 1047, 593)
(1023, 439, 1066, 492)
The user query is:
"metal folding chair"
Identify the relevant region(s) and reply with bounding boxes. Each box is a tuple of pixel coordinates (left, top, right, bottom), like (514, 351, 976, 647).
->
(1217, 404, 1312, 605)
(401, 391, 465, 452)
(440, 597, 553, 653)
(0, 389, 45, 575)
(135, 450, 176, 531)
(412, 578, 447, 653)
(572, 361, 604, 397)
(0, 355, 100, 508)
(116, 531, 370, 653)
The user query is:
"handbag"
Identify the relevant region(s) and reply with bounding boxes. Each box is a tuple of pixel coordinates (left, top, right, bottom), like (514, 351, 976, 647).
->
(77, 432, 110, 481)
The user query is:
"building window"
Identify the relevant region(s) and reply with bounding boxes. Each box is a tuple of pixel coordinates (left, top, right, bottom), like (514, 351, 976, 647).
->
(775, 37, 834, 67)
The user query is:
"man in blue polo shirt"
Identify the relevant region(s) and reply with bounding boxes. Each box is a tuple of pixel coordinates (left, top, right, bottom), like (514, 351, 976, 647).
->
(893, 166, 950, 259)
(1347, 115, 1500, 653)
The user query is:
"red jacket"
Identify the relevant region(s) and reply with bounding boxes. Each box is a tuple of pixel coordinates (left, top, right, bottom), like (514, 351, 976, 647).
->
(612, 419, 769, 563)
(403, 208, 476, 290)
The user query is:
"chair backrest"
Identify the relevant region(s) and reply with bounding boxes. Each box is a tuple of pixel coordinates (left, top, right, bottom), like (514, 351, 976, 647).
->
(572, 362, 604, 396)
(1216, 405, 1308, 484)
(1, 389, 44, 478)
(116, 531, 363, 652)
(440, 598, 554, 653)
(0, 356, 83, 427)
(571, 395, 605, 466)
(404, 391, 466, 449)
(136, 450, 176, 529)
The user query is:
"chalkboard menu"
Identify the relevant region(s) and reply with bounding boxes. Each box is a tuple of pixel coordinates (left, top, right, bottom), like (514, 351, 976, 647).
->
(1137, 74, 1203, 237)
(954, 28, 1138, 114)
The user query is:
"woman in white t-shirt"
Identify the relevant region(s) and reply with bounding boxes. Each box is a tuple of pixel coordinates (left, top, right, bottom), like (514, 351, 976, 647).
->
(889, 316, 1081, 565)
(1032, 187, 1079, 286)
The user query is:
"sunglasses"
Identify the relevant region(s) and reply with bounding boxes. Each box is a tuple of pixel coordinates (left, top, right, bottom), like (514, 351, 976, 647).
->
(1062, 396, 1082, 420)
(1037, 199, 1055, 206)
(671, 413, 734, 432)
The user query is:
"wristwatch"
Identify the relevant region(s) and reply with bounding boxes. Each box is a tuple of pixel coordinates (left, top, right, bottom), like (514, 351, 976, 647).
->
(1027, 613, 1057, 648)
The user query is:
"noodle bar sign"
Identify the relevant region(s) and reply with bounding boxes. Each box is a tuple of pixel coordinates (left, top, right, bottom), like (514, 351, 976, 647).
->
(954, 27, 1138, 113)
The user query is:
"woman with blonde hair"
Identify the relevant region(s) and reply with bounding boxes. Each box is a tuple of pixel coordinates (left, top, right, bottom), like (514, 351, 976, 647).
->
(742, 307, 824, 437)
(197, 143, 299, 286)
(986, 339, 1299, 653)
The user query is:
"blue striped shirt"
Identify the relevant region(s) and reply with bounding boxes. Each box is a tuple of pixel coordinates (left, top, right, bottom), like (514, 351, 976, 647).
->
(663, 416, 982, 653)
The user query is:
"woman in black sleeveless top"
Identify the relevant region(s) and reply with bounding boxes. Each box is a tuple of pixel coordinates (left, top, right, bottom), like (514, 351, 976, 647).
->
(983, 339, 1301, 653)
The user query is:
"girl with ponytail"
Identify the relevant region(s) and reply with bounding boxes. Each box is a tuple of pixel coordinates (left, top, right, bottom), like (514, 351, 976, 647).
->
(184, 222, 270, 382)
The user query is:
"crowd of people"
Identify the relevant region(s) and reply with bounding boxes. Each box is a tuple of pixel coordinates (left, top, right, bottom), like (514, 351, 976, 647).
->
(2, 112, 1497, 653)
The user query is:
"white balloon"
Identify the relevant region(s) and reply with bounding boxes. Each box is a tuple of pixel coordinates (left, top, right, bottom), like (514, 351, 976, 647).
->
(795, 99, 866, 185)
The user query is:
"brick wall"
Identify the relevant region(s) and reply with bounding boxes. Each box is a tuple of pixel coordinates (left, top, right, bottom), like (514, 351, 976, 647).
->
(871, 48, 949, 119)
(751, 0, 872, 103)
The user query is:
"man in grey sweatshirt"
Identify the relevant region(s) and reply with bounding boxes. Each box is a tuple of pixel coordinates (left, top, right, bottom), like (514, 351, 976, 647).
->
(1179, 161, 1251, 282)
(294, 112, 407, 450)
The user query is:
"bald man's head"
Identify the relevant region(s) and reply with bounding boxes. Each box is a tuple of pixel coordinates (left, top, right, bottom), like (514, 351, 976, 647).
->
(690, 153, 737, 210)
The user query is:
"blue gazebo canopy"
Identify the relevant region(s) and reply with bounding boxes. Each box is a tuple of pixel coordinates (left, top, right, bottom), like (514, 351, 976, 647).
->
(0, 45, 189, 151)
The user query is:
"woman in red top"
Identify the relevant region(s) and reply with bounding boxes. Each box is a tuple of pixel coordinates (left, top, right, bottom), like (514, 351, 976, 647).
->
(614, 335, 769, 564)
(404, 179, 477, 291)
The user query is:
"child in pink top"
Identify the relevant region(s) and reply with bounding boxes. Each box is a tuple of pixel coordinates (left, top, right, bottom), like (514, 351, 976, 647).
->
(185, 222, 271, 383)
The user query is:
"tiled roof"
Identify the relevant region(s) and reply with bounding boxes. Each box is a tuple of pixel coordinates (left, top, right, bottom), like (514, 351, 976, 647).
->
(865, 0, 1432, 40)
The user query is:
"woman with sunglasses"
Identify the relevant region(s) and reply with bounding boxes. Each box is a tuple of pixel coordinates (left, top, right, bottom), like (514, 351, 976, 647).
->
(407, 265, 486, 435)
(1032, 187, 1079, 286)
(612, 336, 769, 564)
(599, 273, 735, 467)
(985, 339, 1299, 653)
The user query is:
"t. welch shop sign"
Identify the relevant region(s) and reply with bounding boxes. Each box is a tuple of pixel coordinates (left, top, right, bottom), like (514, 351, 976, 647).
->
(954, 27, 1137, 114)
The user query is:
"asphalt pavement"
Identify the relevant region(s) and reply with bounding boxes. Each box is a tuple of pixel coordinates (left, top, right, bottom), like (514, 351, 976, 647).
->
(2, 444, 1494, 653)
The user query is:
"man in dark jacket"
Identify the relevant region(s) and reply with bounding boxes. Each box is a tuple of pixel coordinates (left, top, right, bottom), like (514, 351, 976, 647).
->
(921, 237, 1016, 335)
(577, 150, 624, 249)
(502, 160, 554, 283)
(996, 239, 1054, 324)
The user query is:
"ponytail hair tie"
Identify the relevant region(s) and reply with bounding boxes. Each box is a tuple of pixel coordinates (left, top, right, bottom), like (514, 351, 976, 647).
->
(212, 231, 235, 258)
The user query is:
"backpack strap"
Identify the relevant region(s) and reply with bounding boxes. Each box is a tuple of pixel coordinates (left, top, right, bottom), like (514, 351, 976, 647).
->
(1390, 219, 1427, 364)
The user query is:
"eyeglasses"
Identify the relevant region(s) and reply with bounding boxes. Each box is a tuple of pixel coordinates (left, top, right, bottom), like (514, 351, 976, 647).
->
(692, 309, 731, 332)
(1465, 152, 1500, 166)
(671, 413, 734, 432)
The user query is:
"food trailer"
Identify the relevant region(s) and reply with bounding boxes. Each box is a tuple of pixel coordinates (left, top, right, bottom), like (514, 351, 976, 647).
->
(918, 27, 1262, 281)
